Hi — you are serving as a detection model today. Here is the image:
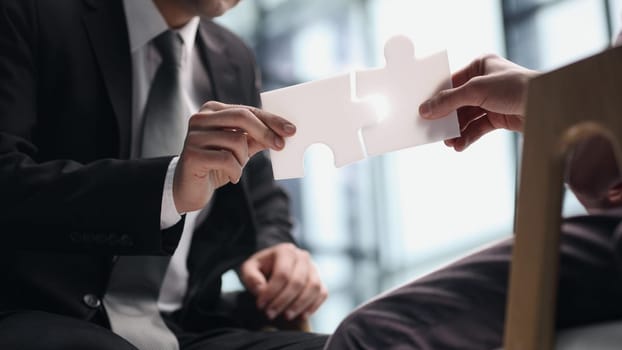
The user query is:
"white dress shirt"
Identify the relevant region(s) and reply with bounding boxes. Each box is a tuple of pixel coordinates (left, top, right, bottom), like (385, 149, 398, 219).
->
(122, 0, 206, 312)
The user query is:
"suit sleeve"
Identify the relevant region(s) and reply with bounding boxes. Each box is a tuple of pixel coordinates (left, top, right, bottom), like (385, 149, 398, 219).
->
(0, 0, 183, 254)
(242, 45, 296, 251)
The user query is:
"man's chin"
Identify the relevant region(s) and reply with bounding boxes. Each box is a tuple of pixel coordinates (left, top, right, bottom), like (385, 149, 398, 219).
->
(200, 0, 240, 18)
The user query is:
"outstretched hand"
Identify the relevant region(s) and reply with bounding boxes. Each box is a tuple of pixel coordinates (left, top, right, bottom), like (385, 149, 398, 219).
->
(419, 54, 538, 151)
(422, 54, 622, 211)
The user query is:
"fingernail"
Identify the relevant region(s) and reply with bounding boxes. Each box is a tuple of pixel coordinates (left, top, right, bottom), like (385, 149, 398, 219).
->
(283, 123, 296, 134)
(419, 100, 431, 117)
(286, 310, 296, 320)
(274, 136, 284, 149)
(267, 309, 277, 320)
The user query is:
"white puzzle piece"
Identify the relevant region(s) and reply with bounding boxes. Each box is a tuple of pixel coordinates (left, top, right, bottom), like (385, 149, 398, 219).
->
(261, 73, 377, 179)
(355, 35, 460, 157)
(260, 35, 460, 179)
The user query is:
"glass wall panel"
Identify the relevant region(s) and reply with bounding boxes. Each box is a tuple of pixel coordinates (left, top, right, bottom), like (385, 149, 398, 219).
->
(368, 0, 511, 289)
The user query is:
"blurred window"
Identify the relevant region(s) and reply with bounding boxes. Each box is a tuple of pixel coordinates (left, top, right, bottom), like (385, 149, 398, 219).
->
(217, 0, 618, 333)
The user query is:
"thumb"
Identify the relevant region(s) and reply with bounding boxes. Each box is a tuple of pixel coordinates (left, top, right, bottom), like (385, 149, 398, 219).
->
(419, 82, 478, 120)
(239, 259, 269, 296)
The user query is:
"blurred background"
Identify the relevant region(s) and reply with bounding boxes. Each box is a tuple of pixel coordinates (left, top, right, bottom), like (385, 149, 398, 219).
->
(217, 0, 622, 333)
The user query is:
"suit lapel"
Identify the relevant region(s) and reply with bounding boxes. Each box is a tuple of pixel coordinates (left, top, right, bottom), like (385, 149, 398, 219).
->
(196, 20, 242, 104)
(83, 0, 132, 159)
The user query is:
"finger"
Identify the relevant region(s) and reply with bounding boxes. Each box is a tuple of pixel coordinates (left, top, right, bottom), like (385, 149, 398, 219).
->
(255, 248, 297, 314)
(436, 105, 484, 148)
(444, 138, 458, 147)
(247, 105, 297, 137)
(190, 108, 285, 151)
(452, 115, 496, 152)
(419, 79, 485, 120)
(247, 138, 265, 158)
(184, 146, 243, 183)
(264, 252, 310, 319)
(239, 257, 269, 296)
(284, 268, 323, 320)
(186, 129, 249, 166)
(451, 56, 486, 88)
(201, 101, 296, 138)
(457, 106, 487, 131)
(301, 284, 328, 320)
(223, 131, 269, 158)
(452, 54, 505, 88)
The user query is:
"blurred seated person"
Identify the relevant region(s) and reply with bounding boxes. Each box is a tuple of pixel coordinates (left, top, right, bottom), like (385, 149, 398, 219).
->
(325, 48, 622, 349)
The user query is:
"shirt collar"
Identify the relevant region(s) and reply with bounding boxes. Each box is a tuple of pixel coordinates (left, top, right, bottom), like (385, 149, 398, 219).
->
(177, 17, 201, 57)
(123, 0, 200, 53)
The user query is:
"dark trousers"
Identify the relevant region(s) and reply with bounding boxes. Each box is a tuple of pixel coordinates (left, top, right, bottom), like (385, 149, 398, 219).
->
(326, 212, 622, 349)
(0, 308, 327, 350)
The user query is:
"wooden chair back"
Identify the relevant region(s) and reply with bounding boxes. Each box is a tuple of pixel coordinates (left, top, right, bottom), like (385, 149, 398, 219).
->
(503, 45, 622, 349)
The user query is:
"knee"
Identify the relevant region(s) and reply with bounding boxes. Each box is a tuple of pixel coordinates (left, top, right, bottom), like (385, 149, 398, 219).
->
(34, 325, 139, 350)
(325, 309, 373, 350)
(0, 311, 138, 350)
(56, 328, 139, 350)
(326, 293, 429, 350)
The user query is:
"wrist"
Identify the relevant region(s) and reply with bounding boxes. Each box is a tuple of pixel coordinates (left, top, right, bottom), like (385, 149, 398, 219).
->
(161, 156, 183, 229)
(172, 175, 214, 213)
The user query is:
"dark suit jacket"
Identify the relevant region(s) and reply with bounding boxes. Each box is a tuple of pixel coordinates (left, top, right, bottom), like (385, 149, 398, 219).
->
(0, 0, 295, 330)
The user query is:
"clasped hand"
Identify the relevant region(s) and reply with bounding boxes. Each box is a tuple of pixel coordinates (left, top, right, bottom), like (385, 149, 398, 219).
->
(239, 243, 328, 321)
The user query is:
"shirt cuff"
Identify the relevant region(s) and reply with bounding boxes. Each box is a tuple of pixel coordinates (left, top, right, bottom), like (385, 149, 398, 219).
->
(161, 156, 183, 230)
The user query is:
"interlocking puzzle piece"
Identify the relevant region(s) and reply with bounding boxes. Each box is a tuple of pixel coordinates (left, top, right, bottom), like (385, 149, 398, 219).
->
(356, 35, 460, 157)
(261, 73, 377, 180)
